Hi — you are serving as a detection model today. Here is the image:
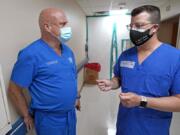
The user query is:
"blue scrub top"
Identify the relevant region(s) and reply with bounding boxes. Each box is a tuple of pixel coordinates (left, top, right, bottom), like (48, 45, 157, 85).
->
(11, 39, 77, 112)
(114, 43, 180, 135)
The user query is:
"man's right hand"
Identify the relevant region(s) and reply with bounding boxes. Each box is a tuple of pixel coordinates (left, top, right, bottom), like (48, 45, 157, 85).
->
(96, 79, 112, 92)
(24, 114, 34, 131)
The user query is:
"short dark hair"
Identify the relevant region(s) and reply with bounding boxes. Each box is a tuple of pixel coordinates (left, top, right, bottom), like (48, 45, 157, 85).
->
(131, 5, 161, 24)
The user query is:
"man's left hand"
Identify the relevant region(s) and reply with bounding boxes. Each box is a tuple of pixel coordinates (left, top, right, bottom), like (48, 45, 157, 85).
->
(75, 99, 81, 111)
(119, 92, 141, 108)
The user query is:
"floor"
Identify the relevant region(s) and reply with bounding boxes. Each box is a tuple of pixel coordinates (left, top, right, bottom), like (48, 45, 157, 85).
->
(77, 84, 120, 135)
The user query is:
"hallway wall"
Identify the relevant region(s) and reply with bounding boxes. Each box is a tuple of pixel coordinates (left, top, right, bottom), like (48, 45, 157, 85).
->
(87, 15, 131, 79)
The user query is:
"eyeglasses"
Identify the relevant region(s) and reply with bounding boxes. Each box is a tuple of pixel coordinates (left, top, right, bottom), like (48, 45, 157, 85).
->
(126, 23, 152, 30)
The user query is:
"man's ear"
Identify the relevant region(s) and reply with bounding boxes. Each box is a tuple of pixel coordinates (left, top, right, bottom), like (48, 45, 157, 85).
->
(153, 24, 159, 33)
(150, 24, 159, 35)
(44, 24, 51, 32)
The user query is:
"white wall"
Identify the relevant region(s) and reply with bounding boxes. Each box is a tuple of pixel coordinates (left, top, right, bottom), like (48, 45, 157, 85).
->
(88, 15, 131, 78)
(160, 0, 180, 20)
(0, 0, 86, 127)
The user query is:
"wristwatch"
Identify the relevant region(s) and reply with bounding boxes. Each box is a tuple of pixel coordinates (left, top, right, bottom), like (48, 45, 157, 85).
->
(140, 96, 148, 108)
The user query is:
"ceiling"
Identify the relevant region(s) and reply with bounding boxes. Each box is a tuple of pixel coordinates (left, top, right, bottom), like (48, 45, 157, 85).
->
(75, 0, 170, 15)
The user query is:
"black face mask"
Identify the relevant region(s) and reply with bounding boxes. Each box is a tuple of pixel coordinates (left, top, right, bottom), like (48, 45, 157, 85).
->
(130, 28, 153, 46)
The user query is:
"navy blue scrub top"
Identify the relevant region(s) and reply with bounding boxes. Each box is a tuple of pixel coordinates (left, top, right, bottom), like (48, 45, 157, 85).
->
(114, 43, 180, 135)
(11, 39, 77, 112)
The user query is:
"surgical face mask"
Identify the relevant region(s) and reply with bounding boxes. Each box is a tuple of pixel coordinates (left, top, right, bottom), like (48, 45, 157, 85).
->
(59, 27, 72, 43)
(130, 28, 153, 46)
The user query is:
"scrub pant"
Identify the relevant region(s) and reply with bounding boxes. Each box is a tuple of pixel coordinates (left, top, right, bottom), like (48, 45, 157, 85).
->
(34, 109, 76, 135)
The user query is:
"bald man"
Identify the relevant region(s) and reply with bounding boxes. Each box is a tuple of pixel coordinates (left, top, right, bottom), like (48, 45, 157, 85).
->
(8, 8, 78, 135)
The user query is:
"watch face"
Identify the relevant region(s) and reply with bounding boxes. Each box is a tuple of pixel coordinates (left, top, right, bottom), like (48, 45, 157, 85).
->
(140, 101, 147, 107)
(140, 96, 147, 107)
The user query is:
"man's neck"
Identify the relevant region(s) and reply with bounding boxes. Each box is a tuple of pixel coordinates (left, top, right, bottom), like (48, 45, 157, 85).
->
(41, 34, 61, 50)
(41, 34, 62, 55)
(136, 35, 162, 64)
(137, 36, 162, 52)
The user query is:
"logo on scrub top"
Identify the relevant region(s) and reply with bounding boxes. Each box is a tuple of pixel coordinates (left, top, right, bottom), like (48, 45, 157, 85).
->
(68, 57, 73, 64)
(46, 60, 58, 65)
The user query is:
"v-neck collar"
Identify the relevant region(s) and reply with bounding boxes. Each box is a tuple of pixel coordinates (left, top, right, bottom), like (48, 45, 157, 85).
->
(40, 39, 64, 58)
(135, 43, 163, 67)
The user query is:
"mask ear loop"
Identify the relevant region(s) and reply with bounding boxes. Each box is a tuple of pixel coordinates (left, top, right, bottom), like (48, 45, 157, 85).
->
(46, 24, 61, 41)
(150, 24, 159, 35)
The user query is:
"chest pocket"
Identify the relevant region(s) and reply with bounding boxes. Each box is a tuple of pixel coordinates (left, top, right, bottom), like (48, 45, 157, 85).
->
(121, 68, 172, 97)
(121, 69, 145, 93)
(144, 73, 172, 96)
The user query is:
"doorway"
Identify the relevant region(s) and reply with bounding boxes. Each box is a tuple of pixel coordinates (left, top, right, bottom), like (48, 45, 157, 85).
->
(158, 15, 180, 47)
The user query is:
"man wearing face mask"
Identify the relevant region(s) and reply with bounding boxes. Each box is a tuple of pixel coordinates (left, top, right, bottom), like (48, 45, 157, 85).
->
(97, 5, 180, 135)
(8, 8, 79, 135)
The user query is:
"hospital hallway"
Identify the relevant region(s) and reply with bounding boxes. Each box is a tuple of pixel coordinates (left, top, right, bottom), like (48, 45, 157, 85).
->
(1, 0, 180, 135)
(76, 14, 121, 135)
